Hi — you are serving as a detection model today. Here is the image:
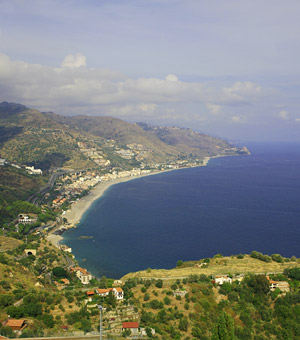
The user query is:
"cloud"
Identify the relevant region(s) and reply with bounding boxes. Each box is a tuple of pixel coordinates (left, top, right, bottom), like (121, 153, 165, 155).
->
(232, 115, 242, 123)
(0, 52, 276, 133)
(278, 110, 289, 120)
(206, 103, 221, 115)
(61, 53, 86, 69)
(165, 74, 178, 82)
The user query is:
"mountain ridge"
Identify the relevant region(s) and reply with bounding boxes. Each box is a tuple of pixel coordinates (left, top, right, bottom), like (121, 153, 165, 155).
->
(0, 101, 248, 172)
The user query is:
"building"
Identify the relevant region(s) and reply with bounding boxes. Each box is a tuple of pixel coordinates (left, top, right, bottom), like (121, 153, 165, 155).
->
(17, 214, 37, 225)
(71, 267, 92, 285)
(96, 288, 111, 297)
(61, 278, 70, 285)
(214, 275, 232, 285)
(60, 245, 72, 253)
(122, 322, 139, 335)
(113, 287, 124, 300)
(5, 319, 28, 331)
(25, 166, 42, 175)
(267, 276, 290, 292)
(95, 287, 124, 300)
(113, 279, 123, 287)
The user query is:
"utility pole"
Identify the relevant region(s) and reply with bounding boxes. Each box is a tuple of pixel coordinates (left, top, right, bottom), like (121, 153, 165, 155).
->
(98, 305, 103, 340)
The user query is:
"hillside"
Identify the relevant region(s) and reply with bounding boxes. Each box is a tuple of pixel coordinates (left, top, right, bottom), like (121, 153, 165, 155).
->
(122, 254, 300, 281)
(0, 102, 248, 173)
(0, 102, 95, 170)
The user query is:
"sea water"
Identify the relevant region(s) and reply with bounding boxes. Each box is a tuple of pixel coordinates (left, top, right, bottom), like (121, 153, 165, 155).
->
(63, 143, 300, 278)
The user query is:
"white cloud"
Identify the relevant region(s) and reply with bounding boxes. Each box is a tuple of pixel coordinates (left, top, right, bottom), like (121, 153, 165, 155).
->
(61, 53, 86, 69)
(0, 53, 275, 131)
(139, 103, 157, 112)
(206, 103, 221, 115)
(165, 74, 178, 82)
(278, 110, 289, 120)
(232, 115, 242, 123)
(221, 81, 262, 103)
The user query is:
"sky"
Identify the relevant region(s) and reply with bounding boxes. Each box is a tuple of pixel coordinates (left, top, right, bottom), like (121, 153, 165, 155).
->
(0, 0, 300, 141)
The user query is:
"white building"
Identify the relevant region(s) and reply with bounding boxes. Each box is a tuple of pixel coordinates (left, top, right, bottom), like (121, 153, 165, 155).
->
(214, 275, 232, 285)
(25, 166, 43, 175)
(72, 267, 92, 285)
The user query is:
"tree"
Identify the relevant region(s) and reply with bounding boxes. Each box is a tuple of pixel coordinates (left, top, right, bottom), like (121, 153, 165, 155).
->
(155, 279, 163, 288)
(244, 274, 270, 295)
(179, 317, 188, 331)
(0, 294, 13, 307)
(177, 260, 184, 267)
(211, 312, 236, 340)
(52, 267, 67, 278)
(107, 291, 116, 308)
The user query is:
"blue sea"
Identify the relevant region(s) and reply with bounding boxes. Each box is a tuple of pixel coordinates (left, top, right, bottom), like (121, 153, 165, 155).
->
(63, 143, 300, 279)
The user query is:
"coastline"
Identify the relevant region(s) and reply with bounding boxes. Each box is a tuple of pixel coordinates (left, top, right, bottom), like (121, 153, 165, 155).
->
(46, 155, 215, 248)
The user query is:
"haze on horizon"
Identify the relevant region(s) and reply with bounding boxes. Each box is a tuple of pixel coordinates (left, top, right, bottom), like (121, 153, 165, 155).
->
(0, 0, 300, 142)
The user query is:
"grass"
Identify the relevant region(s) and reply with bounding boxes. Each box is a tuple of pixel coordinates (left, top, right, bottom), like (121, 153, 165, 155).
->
(0, 236, 22, 251)
(121, 255, 300, 281)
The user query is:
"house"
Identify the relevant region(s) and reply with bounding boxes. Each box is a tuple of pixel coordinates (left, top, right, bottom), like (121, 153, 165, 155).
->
(71, 267, 92, 285)
(0, 158, 6, 166)
(214, 275, 232, 285)
(17, 214, 37, 225)
(266, 276, 290, 292)
(113, 279, 123, 287)
(122, 322, 139, 335)
(86, 291, 95, 302)
(60, 245, 72, 253)
(87, 291, 95, 296)
(61, 278, 70, 285)
(113, 287, 124, 300)
(25, 166, 42, 175)
(95, 287, 124, 300)
(140, 327, 156, 336)
(5, 319, 28, 331)
(96, 288, 111, 297)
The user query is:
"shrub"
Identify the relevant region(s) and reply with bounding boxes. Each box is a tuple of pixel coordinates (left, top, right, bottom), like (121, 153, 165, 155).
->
(155, 279, 163, 288)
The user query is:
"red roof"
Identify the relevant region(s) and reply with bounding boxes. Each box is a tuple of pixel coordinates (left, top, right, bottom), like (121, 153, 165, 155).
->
(96, 288, 111, 294)
(86, 291, 95, 296)
(114, 287, 123, 292)
(122, 322, 139, 329)
(6, 319, 27, 330)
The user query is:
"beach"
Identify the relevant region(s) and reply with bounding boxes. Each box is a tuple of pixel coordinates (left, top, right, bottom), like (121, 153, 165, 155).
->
(63, 172, 163, 226)
(47, 158, 215, 248)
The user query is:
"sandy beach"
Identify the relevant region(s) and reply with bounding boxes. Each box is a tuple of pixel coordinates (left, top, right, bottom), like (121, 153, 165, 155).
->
(63, 170, 168, 226)
(47, 157, 217, 247)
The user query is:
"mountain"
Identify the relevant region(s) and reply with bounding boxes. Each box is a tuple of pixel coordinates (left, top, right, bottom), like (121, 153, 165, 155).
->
(0, 102, 248, 172)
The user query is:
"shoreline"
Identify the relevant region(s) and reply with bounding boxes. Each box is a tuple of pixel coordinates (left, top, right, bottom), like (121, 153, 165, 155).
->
(46, 155, 218, 248)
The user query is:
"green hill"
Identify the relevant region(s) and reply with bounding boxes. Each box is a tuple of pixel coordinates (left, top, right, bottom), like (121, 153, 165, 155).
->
(0, 101, 248, 172)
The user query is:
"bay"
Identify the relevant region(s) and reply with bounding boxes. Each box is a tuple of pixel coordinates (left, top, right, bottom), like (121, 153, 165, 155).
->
(63, 142, 300, 278)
